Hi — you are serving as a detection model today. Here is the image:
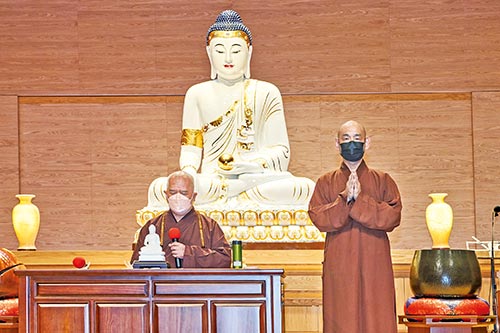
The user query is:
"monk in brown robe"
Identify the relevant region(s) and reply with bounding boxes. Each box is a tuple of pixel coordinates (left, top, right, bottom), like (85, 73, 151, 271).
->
(131, 171, 231, 268)
(308, 120, 402, 333)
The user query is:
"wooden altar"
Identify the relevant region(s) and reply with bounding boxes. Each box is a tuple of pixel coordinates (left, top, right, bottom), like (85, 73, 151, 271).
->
(16, 268, 283, 333)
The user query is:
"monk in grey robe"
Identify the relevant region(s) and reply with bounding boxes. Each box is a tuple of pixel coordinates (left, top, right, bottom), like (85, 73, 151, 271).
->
(308, 120, 402, 333)
(131, 171, 231, 268)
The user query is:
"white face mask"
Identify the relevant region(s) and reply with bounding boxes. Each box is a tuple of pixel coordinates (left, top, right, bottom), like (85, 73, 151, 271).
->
(167, 193, 193, 216)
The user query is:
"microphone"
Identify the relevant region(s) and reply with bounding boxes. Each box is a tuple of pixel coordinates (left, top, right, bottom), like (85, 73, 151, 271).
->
(168, 227, 182, 268)
(493, 206, 500, 226)
(492, 207, 500, 332)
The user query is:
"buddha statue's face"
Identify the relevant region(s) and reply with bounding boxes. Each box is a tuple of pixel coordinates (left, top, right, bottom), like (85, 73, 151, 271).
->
(207, 36, 252, 81)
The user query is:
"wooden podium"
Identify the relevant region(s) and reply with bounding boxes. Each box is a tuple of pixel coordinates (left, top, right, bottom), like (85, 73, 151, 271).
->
(16, 268, 283, 333)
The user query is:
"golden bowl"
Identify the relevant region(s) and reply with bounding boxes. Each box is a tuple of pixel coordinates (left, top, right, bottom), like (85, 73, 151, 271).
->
(410, 249, 481, 298)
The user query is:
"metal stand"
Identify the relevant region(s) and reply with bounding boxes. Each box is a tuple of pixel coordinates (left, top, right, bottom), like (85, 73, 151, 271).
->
(491, 210, 498, 333)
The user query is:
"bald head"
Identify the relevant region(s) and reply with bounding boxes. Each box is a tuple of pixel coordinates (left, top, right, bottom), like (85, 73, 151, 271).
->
(337, 120, 367, 142)
(335, 120, 371, 165)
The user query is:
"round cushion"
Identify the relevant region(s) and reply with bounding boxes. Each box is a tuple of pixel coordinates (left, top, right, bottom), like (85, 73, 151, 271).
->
(405, 296, 490, 316)
(0, 298, 18, 316)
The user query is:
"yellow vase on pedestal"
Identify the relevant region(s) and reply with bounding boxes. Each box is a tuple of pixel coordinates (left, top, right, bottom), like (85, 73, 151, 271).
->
(425, 193, 453, 249)
(12, 194, 40, 251)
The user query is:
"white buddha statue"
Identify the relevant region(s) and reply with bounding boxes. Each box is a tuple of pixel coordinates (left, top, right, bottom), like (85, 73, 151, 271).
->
(147, 10, 315, 212)
(137, 225, 165, 262)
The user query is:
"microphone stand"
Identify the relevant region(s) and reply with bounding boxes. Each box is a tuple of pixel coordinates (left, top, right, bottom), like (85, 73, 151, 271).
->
(492, 210, 498, 333)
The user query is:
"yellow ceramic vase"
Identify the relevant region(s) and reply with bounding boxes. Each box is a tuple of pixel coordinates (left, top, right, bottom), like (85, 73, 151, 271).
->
(425, 193, 453, 249)
(12, 194, 40, 251)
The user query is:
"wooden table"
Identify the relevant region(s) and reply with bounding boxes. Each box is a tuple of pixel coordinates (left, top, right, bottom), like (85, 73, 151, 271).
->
(17, 268, 284, 333)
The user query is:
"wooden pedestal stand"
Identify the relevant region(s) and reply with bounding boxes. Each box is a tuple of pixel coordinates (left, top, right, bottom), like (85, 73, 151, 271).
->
(0, 316, 18, 333)
(399, 315, 496, 333)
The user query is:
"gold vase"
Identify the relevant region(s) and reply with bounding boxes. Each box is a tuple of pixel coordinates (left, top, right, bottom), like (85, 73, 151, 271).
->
(425, 193, 453, 249)
(12, 194, 40, 251)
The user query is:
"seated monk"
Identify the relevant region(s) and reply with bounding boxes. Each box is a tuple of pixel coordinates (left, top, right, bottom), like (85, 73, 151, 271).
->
(148, 10, 315, 210)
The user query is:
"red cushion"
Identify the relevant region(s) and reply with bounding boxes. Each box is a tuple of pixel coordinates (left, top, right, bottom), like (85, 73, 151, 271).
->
(405, 297, 490, 316)
(0, 298, 18, 316)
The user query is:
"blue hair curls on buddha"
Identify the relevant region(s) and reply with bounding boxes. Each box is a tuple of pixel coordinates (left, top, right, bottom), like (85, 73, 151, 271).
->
(206, 10, 253, 47)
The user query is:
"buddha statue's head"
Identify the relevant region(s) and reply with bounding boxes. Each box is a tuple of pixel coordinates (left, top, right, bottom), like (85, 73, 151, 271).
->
(206, 10, 253, 81)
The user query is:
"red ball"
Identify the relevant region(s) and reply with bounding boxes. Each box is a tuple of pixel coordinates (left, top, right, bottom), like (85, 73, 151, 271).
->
(72, 257, 86, 269)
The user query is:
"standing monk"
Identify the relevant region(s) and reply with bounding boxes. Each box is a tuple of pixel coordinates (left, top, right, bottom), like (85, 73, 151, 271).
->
(308, 120, 402, 333)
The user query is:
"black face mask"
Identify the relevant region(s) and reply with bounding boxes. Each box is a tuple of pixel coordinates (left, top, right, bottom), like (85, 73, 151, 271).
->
(340, 141, 365, 162)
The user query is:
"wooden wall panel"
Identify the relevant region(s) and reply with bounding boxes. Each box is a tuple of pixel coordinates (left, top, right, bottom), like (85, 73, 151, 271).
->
(1, 1, 500, 95)
(153, 3, 223, 93)
(77, 9, 158, 93)
(284, 96, 322, 179)
(284, 305, 322, 333)
(244, 1, 392, 93)
(0, 96, 19, 250)
(1, 93, 483, 251)
(0, 1, 499, 251)
(16, 96, 183, 250)
(464, 2, 500, 90)
(313, 93, 473, 249)
(394, 94, 475, 249)
(472, 92, 500, 242)
(0, 3, 80, 94)
(389, 0, 469, 91)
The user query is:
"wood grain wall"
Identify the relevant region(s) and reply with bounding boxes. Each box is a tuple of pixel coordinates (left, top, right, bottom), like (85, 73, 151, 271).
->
(1, 1, 500, 251)
(472, 93, 500, 243)
(1, 1, 500, 95)
(0, 93, 497, 251)
(0, 96, 19, 246)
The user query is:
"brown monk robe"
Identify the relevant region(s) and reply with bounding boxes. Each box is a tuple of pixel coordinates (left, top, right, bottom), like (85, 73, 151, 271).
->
(131, 209, 231, 268)
(309, 120, 402, 332)
(309, 161, 402, 333)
